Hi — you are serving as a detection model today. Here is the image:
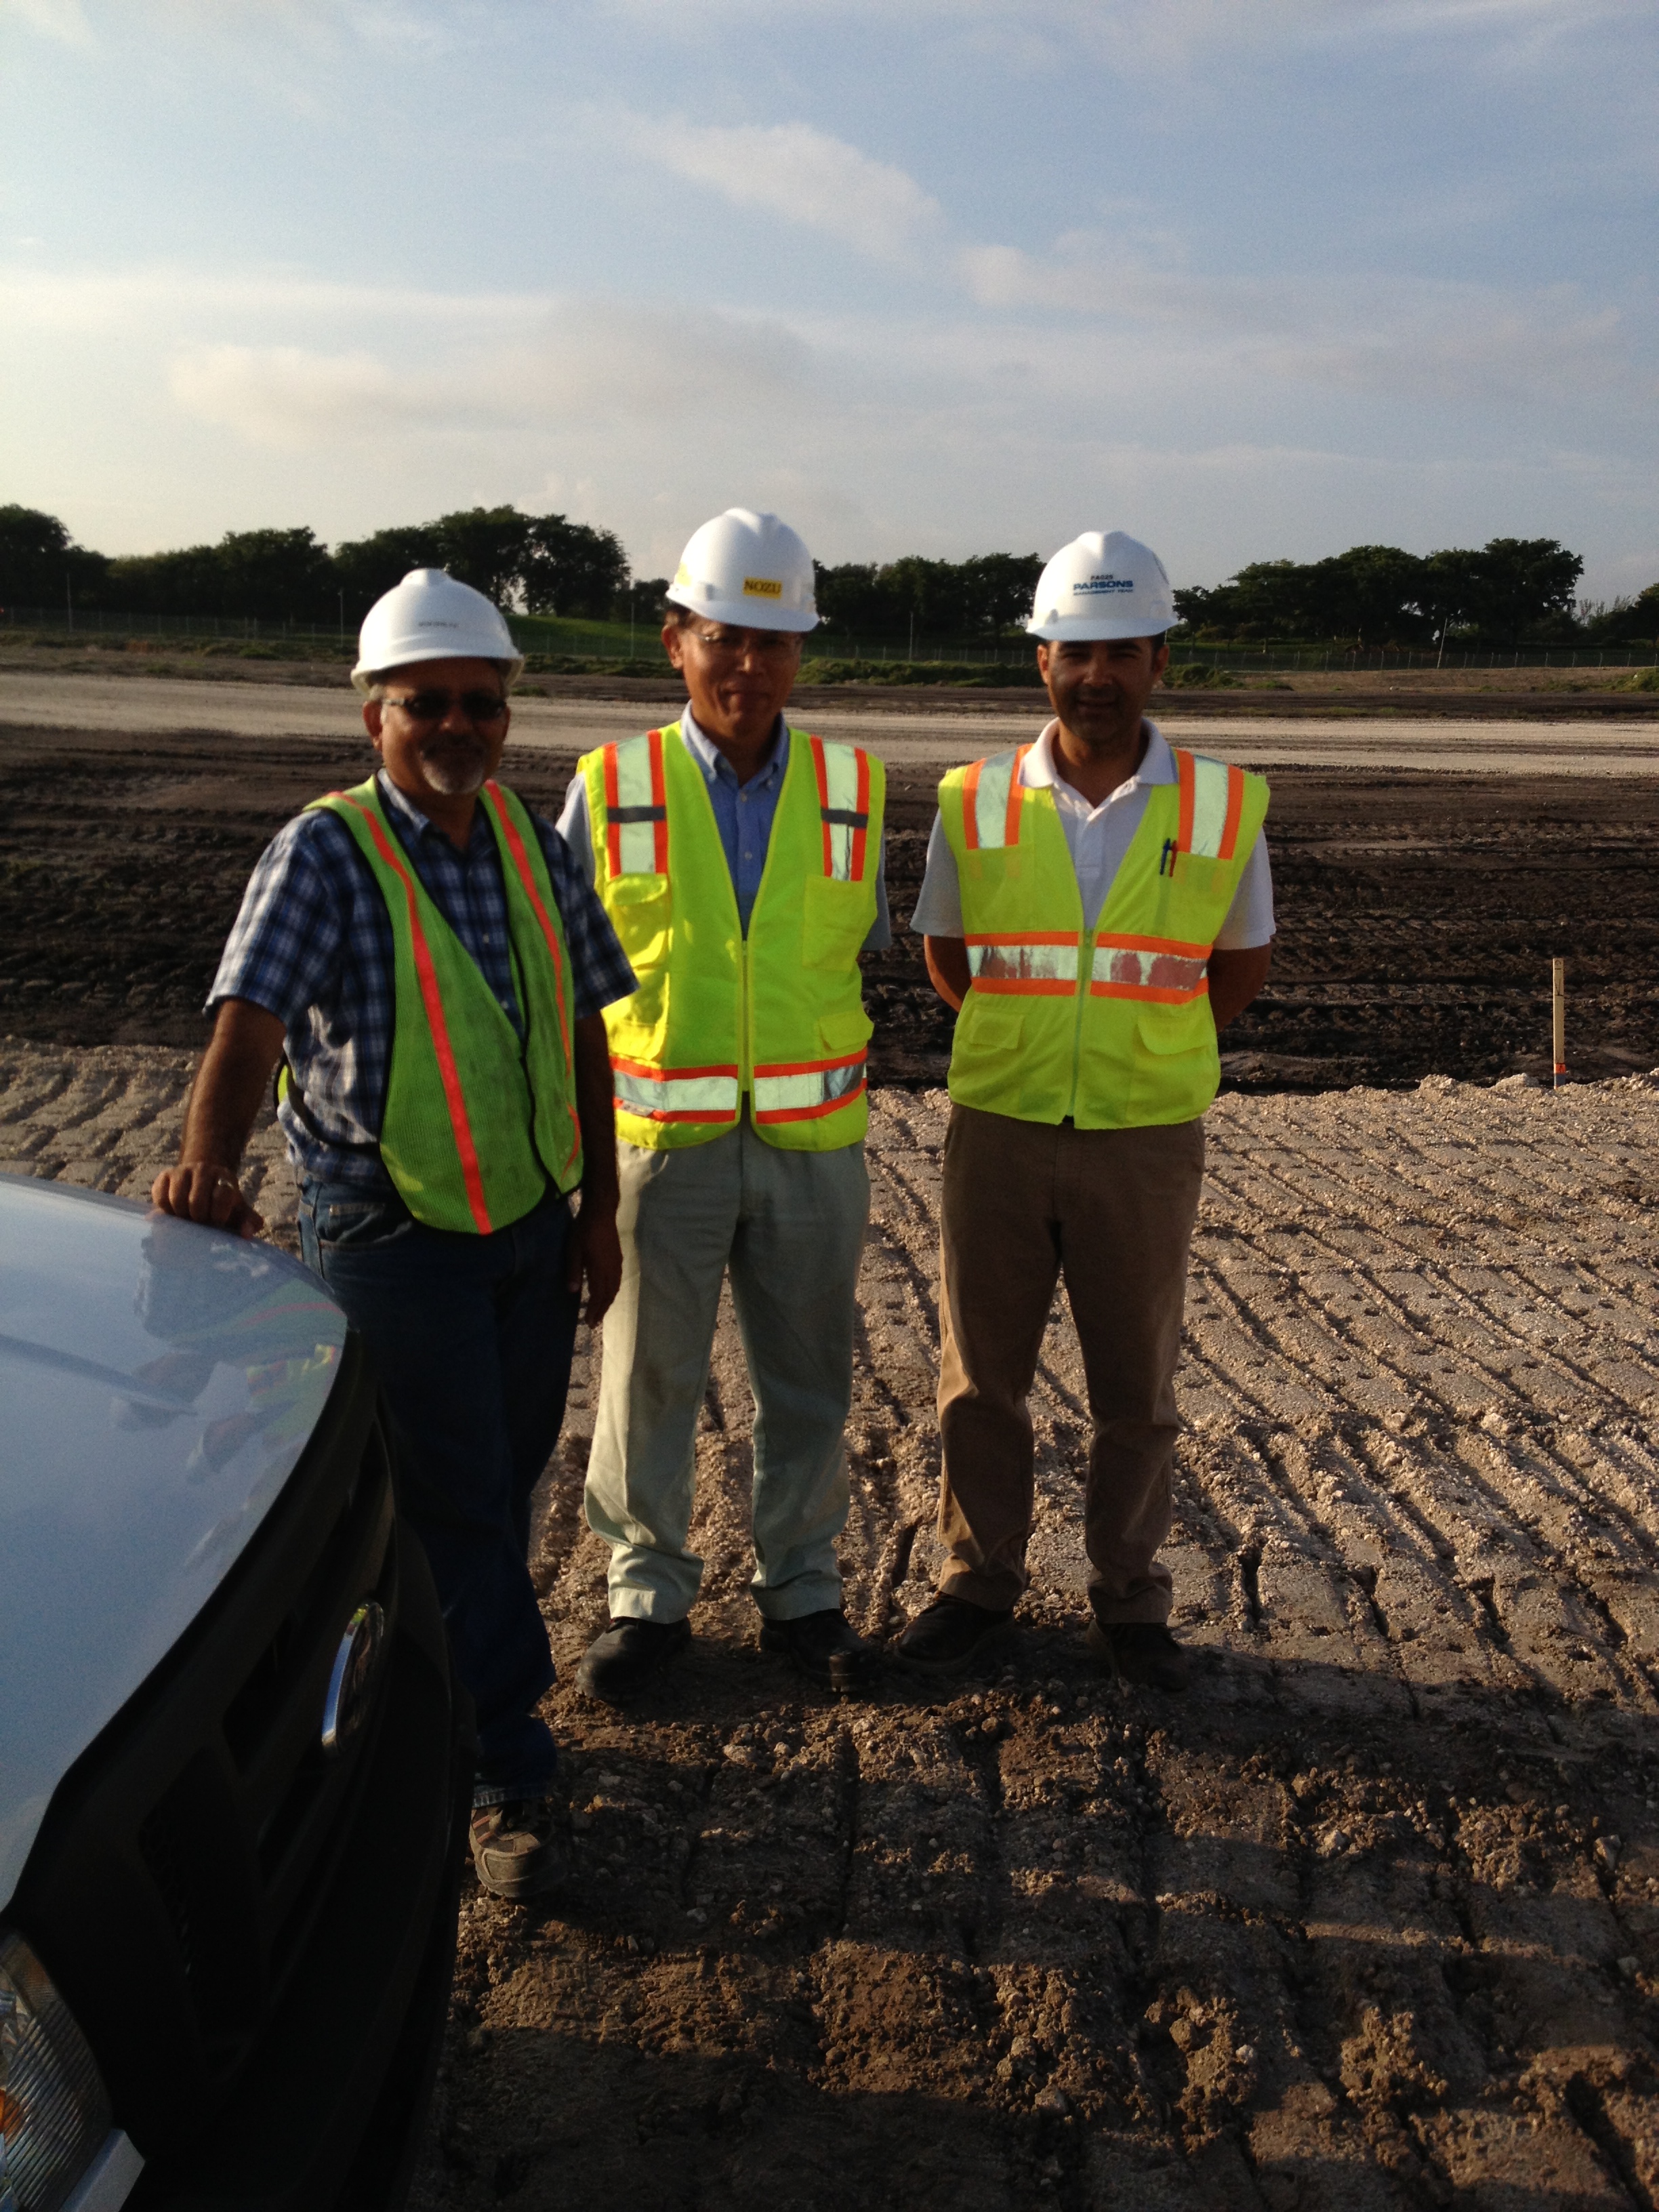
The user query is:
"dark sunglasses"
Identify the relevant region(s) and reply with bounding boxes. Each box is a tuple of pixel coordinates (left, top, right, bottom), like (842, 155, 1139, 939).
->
(382, 689, 508, 724)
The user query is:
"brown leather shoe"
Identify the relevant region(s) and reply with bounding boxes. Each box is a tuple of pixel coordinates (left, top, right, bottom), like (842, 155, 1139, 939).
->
(1088, 1620, 1190, 1692)
(470, 1797, 567, 1902)
(759, 1608, 882, 1694)
(894, 1595, 1014, 1677)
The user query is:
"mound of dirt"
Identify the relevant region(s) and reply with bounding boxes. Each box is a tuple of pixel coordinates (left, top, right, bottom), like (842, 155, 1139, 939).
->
(9, 1047, 1659, 2207)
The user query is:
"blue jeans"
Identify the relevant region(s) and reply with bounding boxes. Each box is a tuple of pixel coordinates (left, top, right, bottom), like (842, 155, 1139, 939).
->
(298, 1178, 579, 1806)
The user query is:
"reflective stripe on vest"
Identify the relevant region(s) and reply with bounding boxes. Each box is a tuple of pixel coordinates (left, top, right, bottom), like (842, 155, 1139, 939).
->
(611, 1058, 740, 1126)
(810, 734, 872, 882)
(1174, 750, 1246, 863)
(960, 745, 1032, 851)
(481, 783, 581, 1179)
(965, 932, 1080, 994)
(331, 790, 493, 1233)
(1090, 932, 1211, 1004)
(604, 727, 668, 876)
(752, 1050, 867, 1125)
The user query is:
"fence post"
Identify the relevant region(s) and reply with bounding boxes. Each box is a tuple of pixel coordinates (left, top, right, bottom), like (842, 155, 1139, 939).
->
(1552, 958, 1566, 1090)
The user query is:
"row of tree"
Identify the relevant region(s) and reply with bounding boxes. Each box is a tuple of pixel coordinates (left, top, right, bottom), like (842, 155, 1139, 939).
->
(1172, 537, 1657, 648)
(0, 504, 630, 627)
(4, 503, 1656, 647)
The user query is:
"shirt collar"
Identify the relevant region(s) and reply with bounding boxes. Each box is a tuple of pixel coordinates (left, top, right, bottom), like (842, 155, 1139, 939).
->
(1021, 717, 1173, 806)
(680, 705, 787, 791)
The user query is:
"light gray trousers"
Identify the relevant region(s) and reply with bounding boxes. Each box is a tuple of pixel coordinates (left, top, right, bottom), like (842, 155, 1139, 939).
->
(584, 1117, 870, 1622)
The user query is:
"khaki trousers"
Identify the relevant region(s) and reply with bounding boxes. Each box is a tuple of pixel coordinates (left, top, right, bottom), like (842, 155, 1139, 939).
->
(585, 1117, 870, 1623)
(935, 1104, 1206, 1622)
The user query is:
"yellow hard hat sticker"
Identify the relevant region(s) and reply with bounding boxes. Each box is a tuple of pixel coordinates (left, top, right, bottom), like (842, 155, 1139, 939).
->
(673, 562, 692, 585)
(743, 577, 783, 598)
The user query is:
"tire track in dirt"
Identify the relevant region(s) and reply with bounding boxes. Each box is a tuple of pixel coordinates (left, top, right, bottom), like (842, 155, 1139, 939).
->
(12, 1044, 1659, 2206)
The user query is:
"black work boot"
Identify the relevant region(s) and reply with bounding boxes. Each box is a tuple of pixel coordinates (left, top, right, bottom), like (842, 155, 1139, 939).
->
(1088, 1619, 1190, 1692)
(893, 1595, 1014, 1677)
(470, 1797, 566, 1902)
(759, 1608, 882, 1694)
(575, 1616, 691, 1704)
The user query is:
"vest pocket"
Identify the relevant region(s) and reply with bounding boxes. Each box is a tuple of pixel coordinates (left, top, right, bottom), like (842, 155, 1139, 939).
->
(1128, 1003, 1218, 1121)
(957, 998, 1025, 1057)
(607, 874, 672, 968)
(819, 1003, 873, 1056)
(801, 874, 871, 969)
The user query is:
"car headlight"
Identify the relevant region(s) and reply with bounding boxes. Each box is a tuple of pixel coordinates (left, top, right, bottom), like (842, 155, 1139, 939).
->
(0, 1929, 110, 2212)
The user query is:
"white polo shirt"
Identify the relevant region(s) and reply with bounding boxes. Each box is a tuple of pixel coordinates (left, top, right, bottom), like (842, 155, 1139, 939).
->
(910, 718, 1275, 948)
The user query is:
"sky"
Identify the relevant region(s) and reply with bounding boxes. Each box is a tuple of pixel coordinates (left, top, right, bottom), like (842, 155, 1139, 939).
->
(1, 0, 1656, 598)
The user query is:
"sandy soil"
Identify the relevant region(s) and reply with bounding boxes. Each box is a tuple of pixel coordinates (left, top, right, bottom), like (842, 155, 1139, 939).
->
(8, 1044, 1659, 2208)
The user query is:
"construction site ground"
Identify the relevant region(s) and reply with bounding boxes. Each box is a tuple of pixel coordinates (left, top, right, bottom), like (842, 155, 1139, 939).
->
(6, 681, 1659, 2207)
(6, 1045, 1659, 2210)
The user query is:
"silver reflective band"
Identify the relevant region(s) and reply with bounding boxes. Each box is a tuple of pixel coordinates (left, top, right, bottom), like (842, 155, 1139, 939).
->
(1185, 755, 1235, 859)
(817, 740, 865, 881)
(966, 941, 1079, 985)
(1090, 942, 1208, 1000)
(751, 1056, 865, 1122)
(0, 1929, 112, 2212)
(613, 1065, 740, 1123)
(320, 1601, 386, 1755)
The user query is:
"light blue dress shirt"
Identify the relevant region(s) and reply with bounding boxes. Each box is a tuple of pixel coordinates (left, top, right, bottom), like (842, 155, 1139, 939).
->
(557, 709, 891, 949)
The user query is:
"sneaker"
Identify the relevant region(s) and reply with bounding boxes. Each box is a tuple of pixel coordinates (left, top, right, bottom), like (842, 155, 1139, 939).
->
(1088, 1620, 1190, 1692)
(893, 1595, 1013, 1677)
(470, 1797, 565, 1902)
(759, 1608, 882, 1694)
(575, 1616, 691, 1704)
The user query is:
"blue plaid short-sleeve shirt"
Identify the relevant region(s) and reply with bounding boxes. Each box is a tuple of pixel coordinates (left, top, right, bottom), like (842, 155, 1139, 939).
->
(209, 769, 636, 1191)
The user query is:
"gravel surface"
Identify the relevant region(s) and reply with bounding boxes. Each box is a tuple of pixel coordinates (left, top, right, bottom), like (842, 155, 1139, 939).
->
(9, 1045, 1659, 2207)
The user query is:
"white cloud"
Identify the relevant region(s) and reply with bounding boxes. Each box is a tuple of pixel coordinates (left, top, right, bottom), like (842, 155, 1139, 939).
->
(953, 239, 1639, 410)
(169, 344, 419, 443)
(601, 0, 1620, 69)
(0, 264, 550, 332)
(1, 0, 95, 43)
(607, 111, 943, 261)
(165, 300, 813, 445)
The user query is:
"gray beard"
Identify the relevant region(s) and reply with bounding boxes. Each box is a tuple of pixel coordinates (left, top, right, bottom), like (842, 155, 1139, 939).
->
(419, 750, 489, 796)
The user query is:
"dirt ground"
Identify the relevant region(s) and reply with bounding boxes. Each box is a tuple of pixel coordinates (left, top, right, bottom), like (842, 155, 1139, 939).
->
(6, 1046, 1659, 2209)
(3, 718, 1658, 1094)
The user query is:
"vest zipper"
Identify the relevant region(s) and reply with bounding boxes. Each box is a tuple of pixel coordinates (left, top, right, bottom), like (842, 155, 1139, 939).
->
(1068, 924, 1093, 1120)
(739, 932, 752, 1105)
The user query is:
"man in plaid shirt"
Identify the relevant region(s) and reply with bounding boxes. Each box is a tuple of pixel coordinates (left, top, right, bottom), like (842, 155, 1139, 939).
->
(152, 569, 634, 1902)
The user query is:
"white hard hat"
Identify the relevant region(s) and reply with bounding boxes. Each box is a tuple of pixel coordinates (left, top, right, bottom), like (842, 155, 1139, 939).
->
(352, 569, 525, 693)
(665, 508, 819, 633)
(1026, 531, 1175, 642)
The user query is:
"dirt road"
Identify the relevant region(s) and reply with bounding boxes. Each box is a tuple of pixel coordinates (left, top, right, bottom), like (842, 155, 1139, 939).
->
(8, 1045, 1659, 2208)
(4, 670, 1657, 776)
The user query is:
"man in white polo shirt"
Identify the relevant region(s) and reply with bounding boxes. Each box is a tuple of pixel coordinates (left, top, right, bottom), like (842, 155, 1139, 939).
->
(897, 531, 1273, 1687)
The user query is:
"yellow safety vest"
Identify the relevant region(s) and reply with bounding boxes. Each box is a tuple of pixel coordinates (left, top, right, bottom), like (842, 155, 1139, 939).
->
(939, 743, 1269, 1128)
(306, 777, 582, 1232)
(579, 721, 884, 1151)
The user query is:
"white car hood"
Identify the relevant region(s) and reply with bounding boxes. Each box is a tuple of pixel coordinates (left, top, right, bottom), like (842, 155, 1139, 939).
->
(0, 1177, 348, 1910)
